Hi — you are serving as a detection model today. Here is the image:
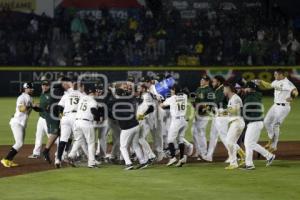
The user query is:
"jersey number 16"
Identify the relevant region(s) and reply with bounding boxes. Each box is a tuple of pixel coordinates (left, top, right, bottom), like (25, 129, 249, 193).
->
(177, 103, 186, 111)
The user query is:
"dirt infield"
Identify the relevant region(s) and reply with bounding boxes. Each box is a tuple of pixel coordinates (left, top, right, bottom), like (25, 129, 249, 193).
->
(1, 141, 300, 178)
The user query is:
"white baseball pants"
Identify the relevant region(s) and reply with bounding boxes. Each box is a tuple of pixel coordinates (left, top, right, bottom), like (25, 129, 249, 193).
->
(226, 118, 245, 166)
(139, 120, 156, 161)
(206, 117, 229, 159)
(264, 104, 290, 149)
(108, 118, 121, 159)
(120, 125, 146, 165)
(32, 117, 49, 156)
(9, 120, 25, 151)
(96, 120, 109, 158)
(244, 121, 273, 167)
(192, 116, 209, 157)
(167, 117, 187, 144)
(70, 120, 96, 166)
(60, 114, 76, 142)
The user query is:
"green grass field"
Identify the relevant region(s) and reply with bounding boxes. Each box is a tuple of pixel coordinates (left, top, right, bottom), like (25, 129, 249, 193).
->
(0, 161, 300, 200)
(0, 97, 300, 200)
(0, 97, 299, 145)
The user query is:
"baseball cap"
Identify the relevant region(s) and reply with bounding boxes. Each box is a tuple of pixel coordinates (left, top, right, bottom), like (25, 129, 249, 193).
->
(41, 80, 50, 85)
(23, 82, 34, 89)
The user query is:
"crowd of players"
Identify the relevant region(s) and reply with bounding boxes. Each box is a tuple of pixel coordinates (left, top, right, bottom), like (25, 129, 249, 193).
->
(1, 69, 298, 170)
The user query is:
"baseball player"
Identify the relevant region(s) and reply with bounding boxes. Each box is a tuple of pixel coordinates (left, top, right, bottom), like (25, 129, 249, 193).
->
(243, 82, 275, 170)
(146, 76, 165, 161)
(1, 82, 38, 167)
(136, 84, 156, 163)
(41, 77, 64, 164)
(223, 83, 245, 170)
(113, 84, 150, 170)
(28, 80, 50, 159)
(68, 84, 101, 168)
(192, 75, 214, 160)
(255, 69, 298, 152)
(161, 84, 188, 167)
(204, 75, 229, 162)
(105, 84, 122, 163)
(55, 77, 83, 168)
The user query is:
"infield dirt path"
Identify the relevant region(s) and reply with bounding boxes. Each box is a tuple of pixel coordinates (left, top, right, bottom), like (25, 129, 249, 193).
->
(1, 142, 300, 178)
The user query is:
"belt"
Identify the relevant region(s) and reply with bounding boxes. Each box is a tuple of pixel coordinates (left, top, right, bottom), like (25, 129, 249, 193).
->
(276, 103, 286, 106)
(64, 110, 77, 114)
(76, 118, 91, 122)
(175, 116, 185, 119)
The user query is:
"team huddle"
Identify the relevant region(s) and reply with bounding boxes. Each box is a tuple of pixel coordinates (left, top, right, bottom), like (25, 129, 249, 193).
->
(1, 69, 298, 170)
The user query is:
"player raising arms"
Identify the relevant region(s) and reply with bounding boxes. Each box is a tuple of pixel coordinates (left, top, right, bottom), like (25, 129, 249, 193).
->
(1, 83, 39, 167)
(55, 77, 82, 168)
(255, 69, 298, 152)
(161, 84, 188, 167)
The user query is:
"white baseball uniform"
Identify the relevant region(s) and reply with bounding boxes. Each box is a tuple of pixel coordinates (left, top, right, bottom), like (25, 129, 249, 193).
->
(226, 94, 245, 166)
(69, 95, 98, 167)
(32, 116, 49, 156)
(137, 92, 156, 161)
(162, 94, 188, 145)
(206, 115, 229, 160)
(264, 77, 296, 149)
(96, 119, 109, 159)
(108, 118, 122, 160)
(9, 93, 33, 151)
(192, 115, 209, 158)
(244, 121, 273, 167)
(58, 88, 82, 142)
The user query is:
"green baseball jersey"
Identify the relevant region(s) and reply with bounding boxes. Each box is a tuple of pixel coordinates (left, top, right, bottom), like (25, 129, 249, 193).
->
(214, 85, 227, 109)
(39, 89, 60, 134)
(195, 85, 214, 103)
(243, 91, 263, 123)
(194, 85, 214, 115)
(39, 90, 51, 118)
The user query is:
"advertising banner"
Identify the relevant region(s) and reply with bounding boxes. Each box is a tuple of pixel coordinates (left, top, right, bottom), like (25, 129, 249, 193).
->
(0, 0, 36, 12)
(0, 67, 299, 96)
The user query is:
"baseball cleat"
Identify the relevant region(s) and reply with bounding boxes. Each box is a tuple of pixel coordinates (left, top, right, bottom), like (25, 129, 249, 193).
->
(124, 164, 134, 170)
(176, 155, 187, 167)
(237, 149, 246, 160)
(225, 164, 239, 170)
(147, 158, 156, 165)
(136, 163, 149, 170)
(266, 155, 276, 167)
(268, 147, 277, 153)
(10, 161, 19, 167)
(202, 155, 213, 162)
(264, 140, 272, 149)
(55, 159, 61, 169)
(166, 157, 177, 166)
(241, 165, 255, 170)
(1, 159, 11, 168)
(238, 159, 245, 167)
(88, 165, 99, 168)
(224, 158, 231, 163)
(28, 154, 40, 159)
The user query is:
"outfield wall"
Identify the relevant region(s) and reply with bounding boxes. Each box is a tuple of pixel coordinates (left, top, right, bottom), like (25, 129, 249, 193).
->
(0, 66, 299, 96)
